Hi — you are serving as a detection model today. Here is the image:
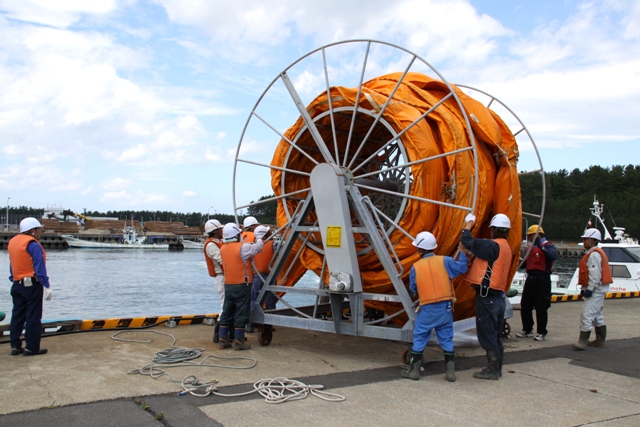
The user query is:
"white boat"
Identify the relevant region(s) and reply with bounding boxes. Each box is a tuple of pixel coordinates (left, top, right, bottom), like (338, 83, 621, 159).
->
(180, 239, 205, 249)
(561, 197, 640, 294)
(62, 227, 169, 250)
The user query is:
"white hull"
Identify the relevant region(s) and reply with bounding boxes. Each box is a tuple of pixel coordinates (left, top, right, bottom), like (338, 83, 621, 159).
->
(180, 240, 204, 249)
(62, 235, 169, 249)
(563, 242, 640, 293)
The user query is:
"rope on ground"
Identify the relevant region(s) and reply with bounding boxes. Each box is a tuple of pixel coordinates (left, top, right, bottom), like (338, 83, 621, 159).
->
(210, 377, 346, 404)
(111, 330, 257, 397)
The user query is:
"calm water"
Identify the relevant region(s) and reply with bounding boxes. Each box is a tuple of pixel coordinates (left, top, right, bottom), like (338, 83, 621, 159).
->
(0, 249, 579, 322)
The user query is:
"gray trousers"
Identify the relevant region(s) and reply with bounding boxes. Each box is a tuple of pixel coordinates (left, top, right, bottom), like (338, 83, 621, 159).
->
(580, 285, 609, 331)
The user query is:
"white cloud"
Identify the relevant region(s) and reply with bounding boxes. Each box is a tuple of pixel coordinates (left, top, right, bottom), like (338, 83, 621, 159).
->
(183, 190, 197, 197)
(0, 0, 118, 28)
(101, 177, 131, 191)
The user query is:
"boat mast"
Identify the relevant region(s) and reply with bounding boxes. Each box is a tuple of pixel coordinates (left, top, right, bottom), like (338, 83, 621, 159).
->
(590, 195, 613, 240)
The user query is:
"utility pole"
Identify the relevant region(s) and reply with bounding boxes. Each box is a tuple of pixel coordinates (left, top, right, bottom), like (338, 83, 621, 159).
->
(208, 206, 214, 220)
(5, 197, 10, 231)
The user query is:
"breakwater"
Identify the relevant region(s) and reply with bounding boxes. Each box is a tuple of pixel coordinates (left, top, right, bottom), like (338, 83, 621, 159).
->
(521, 243, 585, 258)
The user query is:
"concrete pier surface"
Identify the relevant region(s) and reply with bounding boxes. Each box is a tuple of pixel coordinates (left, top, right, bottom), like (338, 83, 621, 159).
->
(1, 298, 639, 426)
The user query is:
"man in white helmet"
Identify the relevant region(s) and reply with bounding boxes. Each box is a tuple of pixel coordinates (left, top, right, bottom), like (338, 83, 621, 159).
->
(401, 231, 468, 382)
(7, 217, 53, 356)
(218, 222, 263, 350)
(241, 216, 260, 243)
(248, 225, 279, 332)
(460, 213, 513, 381)
(573, 228, 612, 350)
(203, 219, 227, 343)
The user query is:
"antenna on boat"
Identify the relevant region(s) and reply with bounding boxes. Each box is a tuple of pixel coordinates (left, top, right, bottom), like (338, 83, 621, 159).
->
(590, 195, 613, 240)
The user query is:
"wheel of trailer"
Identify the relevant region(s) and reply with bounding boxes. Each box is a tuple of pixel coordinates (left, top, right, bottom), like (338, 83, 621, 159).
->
(402, 348, 410, 365)
(258, 326, 273, 346)
(502, 321, 511, 339)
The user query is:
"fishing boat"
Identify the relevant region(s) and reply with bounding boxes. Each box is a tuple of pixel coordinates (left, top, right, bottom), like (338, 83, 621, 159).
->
(62, 226, 169, 249)
(179, 238, 205, 249)
(561, 198, 640, 294)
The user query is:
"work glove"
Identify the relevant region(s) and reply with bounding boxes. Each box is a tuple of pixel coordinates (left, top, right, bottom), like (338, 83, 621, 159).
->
(44, 287, 53, 301)
(583, 289, 593, 298)
(464, 213, 476, 224)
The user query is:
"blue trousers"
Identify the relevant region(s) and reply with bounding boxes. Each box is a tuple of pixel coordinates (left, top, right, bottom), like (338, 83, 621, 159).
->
(411, 300, 454, 353)
(219, 283, 251, 328)
(10, 280, 44, 351)
(250, 273, 277, 311)
(475, 293, 505, 351)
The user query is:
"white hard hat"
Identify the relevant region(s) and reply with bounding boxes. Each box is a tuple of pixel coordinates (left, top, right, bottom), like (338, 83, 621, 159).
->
(412, 231, 437, 250)
(204, 219, 223, 234)
(254, 225, 270, 240)
(243, 216, 259, 229)
(223, 223, 241, 240)
(581, 228, 602, 241)
(20, 217, 43, 233)
(489, 213, 511, 229)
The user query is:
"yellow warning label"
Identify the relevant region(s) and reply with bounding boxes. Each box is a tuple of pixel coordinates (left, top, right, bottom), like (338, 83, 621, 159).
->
(326, 226, 341, 248)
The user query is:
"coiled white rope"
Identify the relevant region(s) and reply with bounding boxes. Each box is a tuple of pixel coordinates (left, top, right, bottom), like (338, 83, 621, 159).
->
(210, 377, 346, 403)
(112, 330, 345, 402)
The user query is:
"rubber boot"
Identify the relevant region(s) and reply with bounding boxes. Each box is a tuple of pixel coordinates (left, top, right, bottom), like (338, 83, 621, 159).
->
(473, 350, 500, 380)
(218, 326, 231, 349)
(573, 330, 591, 350)
(588, 325, 607, 348)
(212, 322, 220, 343)
(444, 351, 456, 382)
(400, 351, 422, 381)
(497, 347, 504, 377)
(245, 323, 254, 333)
(234, 328, 252, 351)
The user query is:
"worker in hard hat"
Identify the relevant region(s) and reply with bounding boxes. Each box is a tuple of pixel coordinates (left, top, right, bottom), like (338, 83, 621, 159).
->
(7, 218, 53, 356)
(573, 228, 612, 350)
(203, 219, 228, 344)
(250, 225, 279, 313)
(401, 231, 469, 382)
(241, 216, 260, 243)
(218, 223, 264, 350)
(516, 225, 558, 341)
(460, 213, 513, 381)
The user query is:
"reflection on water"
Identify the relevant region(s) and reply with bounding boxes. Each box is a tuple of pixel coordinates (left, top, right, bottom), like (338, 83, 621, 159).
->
(0, 250, 581, 322)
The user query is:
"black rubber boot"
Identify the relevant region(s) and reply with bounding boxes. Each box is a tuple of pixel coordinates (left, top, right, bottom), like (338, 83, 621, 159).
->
(473, 350, 499, 380)
(218, 326, 231, 349)
(400, 351, 422, 381)
(497, 347, 504, 377)
(212, 322, 220, 343)
(588, 326, 606, 348)
(234, 328, 251, 351)
(573, 330, 591, 350)
(444, 351, 456, 382)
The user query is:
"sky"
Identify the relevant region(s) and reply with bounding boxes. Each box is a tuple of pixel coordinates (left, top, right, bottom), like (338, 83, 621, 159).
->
(0, 0, 638, 217)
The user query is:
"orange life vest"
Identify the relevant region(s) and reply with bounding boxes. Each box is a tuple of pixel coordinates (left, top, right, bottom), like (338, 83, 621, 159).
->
(220, 241, 254, 284)
(414, 255, 454, 305)
(578, 246, 613, 286)
(465, 238, 511, 292)
(525, 242, 553, 272)
(242, 231, 255, 243)
(8, 234, 46, 281)
(253, 240, 274, 274)
(204, 238, 223, 277)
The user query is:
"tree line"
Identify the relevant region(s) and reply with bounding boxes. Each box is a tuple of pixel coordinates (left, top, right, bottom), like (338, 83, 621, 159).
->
(4, 164, 638, 242)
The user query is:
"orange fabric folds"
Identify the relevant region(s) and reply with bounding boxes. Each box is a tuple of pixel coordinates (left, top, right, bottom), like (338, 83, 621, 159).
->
(269, 72, 521, 323)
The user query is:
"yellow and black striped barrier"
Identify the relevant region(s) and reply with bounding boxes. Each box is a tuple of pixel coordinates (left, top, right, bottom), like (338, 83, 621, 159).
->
(551, 292, 640, 303)
(79, 313, 218, 330)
